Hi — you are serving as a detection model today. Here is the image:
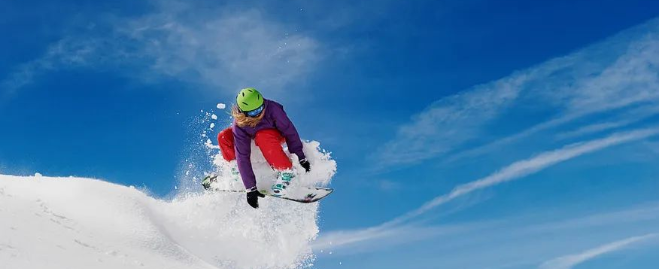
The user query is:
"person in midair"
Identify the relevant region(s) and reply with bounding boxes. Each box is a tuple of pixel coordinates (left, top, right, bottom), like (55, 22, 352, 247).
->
(202, 88, 311, 208)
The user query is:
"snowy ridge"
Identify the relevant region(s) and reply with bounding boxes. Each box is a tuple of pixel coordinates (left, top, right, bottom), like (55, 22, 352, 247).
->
(0, 141, 336, 269)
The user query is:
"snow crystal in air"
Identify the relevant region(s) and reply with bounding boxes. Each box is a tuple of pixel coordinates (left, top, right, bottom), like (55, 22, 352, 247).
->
(216, 103, 226, 109)
(211, 114, 218, 120)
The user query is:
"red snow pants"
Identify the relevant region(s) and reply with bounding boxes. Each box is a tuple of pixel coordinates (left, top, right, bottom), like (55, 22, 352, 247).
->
(218, 127, 293, 170)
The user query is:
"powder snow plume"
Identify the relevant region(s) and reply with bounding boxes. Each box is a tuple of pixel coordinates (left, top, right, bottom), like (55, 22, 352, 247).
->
(0, 108, 337, 269)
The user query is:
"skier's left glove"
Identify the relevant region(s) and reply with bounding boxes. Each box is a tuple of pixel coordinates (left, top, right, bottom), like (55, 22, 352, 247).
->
(299, 159, 311, 172)
(246, 187, 266, 209)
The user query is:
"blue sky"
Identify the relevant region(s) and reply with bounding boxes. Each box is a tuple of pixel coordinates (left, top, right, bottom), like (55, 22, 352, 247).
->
(2, 0, 659, 268)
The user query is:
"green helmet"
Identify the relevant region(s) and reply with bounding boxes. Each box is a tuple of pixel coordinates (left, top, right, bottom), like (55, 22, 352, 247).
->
(236, 88, 264, 111)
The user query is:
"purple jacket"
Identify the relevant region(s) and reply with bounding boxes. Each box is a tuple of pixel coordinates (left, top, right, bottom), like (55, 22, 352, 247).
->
(233, 99, 306, 189)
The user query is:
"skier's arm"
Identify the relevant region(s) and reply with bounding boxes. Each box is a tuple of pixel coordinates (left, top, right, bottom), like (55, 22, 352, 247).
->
(271, 103, 306, 160)
(233, 126, 257, 190)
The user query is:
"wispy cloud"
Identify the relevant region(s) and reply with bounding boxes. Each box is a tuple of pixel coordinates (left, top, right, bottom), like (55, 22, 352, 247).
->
(555, 105, 659, 140)
(442, 205, 659, 268)
(375, 73, 527, 167)
(538, 233, 659, 269)
(556, 120, 637, 140)
(316, 200, 659, 268)
(392, 128, 659, 225)
(1, 38, 103, 94)
(312, 220, 495, 254)
(1, 0, 321, 95)
(318, 128, 659, 250)
(376, 17, 659, 168)
(526, 202, 659, 233)
(118, 1, 320, 93)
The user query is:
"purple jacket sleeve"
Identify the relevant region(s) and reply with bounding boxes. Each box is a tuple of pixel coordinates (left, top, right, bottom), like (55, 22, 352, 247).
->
(270, 102, 306, 161)
(233, 125, 257, 190)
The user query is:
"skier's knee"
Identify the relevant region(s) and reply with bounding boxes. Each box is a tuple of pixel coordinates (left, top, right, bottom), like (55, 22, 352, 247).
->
(218, 128, 233, 144)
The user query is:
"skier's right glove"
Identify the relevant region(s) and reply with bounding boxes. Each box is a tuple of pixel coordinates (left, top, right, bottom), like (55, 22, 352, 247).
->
(246, 187, 266, 209)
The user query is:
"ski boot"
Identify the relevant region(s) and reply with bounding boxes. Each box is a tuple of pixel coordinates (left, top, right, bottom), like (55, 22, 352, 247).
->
(271, 170, 295, 197)
(227, 165, 240, 182)
(201, 175, 217, 190)
(201, 163, 240, 190)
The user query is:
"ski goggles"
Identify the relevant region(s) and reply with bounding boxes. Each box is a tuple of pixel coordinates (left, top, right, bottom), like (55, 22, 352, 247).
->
(243, 104, 265, 117)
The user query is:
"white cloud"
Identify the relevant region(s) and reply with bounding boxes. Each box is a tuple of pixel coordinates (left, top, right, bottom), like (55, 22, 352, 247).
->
(318, 128, 659, 250)
(526, 202, 659, 233)
(1, 38, 104, 94)
(556, 120, 637, 140)
(315, 199, 659, 267)
(376, 17, 659, 167)
(538, 233, 659, 269)
(119, 2, 320, 92)
(312, 221, 489, 254)
(556, 104, 659, 140)
(390, 127, 659, 226)
(375, 73, 528, 167)
(1, 0, 321, 95)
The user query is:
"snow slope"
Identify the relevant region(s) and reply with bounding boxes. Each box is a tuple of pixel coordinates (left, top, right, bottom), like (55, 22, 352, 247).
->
(0, 142, 336, 269)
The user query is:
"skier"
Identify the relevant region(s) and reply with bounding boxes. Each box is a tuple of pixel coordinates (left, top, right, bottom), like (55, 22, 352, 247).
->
(202, 88, 311, 209)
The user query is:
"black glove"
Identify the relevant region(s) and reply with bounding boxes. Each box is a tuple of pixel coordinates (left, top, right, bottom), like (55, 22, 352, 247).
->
(299, 158, 311, 172)
(246, 187, 266, 209)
